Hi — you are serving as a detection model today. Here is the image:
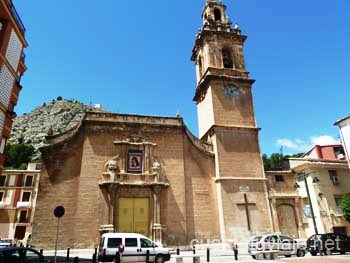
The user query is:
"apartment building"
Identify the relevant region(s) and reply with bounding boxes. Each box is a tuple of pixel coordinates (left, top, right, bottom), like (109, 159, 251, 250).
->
(0, 0, 27, 176)
(0, 163, 40, 242)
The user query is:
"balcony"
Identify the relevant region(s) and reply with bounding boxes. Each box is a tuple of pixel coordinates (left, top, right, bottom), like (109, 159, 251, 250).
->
(16, 201, 31, 208)
(4, 0, 26, 35)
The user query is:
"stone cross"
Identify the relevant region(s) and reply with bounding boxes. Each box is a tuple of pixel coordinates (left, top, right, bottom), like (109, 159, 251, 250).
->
(237, 193, 256, 231)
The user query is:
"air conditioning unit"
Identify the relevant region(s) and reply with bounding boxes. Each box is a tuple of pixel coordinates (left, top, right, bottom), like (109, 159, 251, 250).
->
(337, 153, 345, 159)
(331, 175, 340, 185)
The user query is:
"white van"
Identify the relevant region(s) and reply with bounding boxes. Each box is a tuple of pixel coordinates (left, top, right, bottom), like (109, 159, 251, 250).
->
(98, 233, 171, 263)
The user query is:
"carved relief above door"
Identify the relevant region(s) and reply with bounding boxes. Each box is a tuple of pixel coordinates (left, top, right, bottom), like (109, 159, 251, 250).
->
(99, 135, 168, 186)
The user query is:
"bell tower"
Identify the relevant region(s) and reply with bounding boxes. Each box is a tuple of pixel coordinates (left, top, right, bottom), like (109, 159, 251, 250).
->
(192, 0, 273, 241)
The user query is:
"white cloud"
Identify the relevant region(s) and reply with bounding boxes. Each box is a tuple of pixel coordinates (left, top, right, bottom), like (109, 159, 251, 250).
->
(310, 135, 340, 146)
(276, 135, 340, 153)
(276, 138, 311, 152)
(276, 139, 300, 150)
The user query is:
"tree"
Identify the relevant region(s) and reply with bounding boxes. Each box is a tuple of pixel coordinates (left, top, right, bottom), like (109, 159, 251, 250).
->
(340, 193, 350, 223)
(262, 152, 305, 170)
(4, 143, 34, 169)
(270, 153, 283, 169)
(262, 154, 271, 170)
(262, 153, 283, 170)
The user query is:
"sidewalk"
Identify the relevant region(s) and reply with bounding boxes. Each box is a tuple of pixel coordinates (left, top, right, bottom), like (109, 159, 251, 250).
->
(42, 247, 350, 263)
(42, 247, 258, 262)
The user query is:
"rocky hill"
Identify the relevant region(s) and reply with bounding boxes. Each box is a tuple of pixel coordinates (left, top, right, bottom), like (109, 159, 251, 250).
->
(9, 98, 107, 160)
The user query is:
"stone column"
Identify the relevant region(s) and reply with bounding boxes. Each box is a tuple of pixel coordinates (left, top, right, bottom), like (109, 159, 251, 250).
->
(111, 186, 119, 230)
(152, 186, 162, 243)
(120, 145, 126, 173)
(145, 145, 149, 174)
(153, 192, 158, 226)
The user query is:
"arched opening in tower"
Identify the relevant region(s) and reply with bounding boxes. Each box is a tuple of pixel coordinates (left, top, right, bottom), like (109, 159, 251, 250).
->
(214, 9, 221, 22)
(222, 50, 233, 68)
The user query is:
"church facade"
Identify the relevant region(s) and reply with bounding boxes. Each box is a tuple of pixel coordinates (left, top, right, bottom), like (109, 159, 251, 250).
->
(31, 1, 273, 249)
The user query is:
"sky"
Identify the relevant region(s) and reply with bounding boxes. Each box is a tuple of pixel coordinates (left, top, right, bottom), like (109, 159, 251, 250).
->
(13, 0, 350, 156)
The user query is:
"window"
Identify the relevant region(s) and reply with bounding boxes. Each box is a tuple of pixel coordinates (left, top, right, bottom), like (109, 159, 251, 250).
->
(280, 235, 294, 250)
(141, 238, 153, 248)
(0, 192, 4, 202)
(125, 238, 138, 247)
(8, 250, 21, 263)
(0, 138, 6, 154)
(334, 196, 343, 215)
(22, 192, 31, 202)
(8, 175, 16, 186)
(25, 176, 33, 187)
(334, 146, 345, 159)
(329, 170, 339, 184)
(99, 237, 105, 248)
(275, 175, 284, 182)
(222, 50, 233, 68)
(107, 238, 122, 248)
(19, 210, 27, 223)
(25, 249, 41, 263)
(329, 170, 337, 179)
(0, 176, 6, 186)
(214, 8, 221, 22)
(265, 235, 279, 243)
(252, 236, 262, 242)
(35, 164, 41, 170)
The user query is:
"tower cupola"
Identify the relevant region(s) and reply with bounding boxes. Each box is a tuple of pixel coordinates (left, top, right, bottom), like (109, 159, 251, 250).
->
(202, 0, 235, 32)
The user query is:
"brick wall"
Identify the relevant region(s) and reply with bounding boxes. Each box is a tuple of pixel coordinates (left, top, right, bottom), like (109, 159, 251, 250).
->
(183, 134, 219, 243)
(215, 128, 264, 178)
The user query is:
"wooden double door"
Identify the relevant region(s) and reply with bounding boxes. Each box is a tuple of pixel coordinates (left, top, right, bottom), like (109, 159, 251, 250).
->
(118, 198, 150, 236)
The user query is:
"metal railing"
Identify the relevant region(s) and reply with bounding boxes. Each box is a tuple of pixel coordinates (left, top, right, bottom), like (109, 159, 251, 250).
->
(5, 0, 26, 35)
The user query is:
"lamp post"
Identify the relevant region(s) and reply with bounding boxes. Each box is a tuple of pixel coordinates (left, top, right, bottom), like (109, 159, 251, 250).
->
(294, 172, 319, 235)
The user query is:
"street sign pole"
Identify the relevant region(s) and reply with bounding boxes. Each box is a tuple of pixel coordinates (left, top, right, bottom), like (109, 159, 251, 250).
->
(304, 175, 318, 235)
(53, 205, 65, 263)
(54, 218, 60, 263)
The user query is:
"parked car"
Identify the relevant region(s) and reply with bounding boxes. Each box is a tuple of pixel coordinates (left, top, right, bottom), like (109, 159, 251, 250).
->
(248, 234, 306, 259)
(98, 233, 171, 263)
(307, 233, 350, 256)
(0, 247, 49, 263)
(0, 238, 16, 248)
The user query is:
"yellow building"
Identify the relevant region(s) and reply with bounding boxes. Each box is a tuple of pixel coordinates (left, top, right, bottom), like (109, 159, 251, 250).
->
(289, 144, 350, 237)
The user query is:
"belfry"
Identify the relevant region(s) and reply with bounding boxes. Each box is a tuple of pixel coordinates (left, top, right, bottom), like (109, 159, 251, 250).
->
(192, 0, 273, 242)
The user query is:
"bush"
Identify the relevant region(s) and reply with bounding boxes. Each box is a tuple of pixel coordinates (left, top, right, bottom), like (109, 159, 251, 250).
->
(340, 193, 350, 223)
(4, 143, 34, 169)
(18, 163, 28, 170)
